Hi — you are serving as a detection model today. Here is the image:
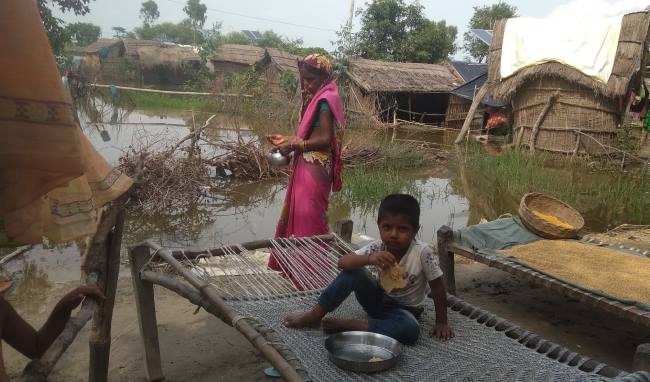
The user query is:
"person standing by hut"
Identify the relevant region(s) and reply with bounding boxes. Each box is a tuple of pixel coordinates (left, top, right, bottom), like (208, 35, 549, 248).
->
(266, 54, 345, 287)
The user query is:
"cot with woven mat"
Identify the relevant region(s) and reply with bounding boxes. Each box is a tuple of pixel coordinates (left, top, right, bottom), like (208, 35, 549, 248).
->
(129, 233, 650, 381)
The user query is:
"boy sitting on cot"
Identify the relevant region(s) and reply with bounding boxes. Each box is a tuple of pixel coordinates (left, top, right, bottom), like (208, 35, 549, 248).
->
(284, 193, 453, 344)
(0, 285, 104, 381)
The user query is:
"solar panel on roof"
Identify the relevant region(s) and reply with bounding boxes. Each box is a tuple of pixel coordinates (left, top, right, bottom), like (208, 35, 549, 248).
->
(241, 30, 262, 41)
(470, 29, 493, 46)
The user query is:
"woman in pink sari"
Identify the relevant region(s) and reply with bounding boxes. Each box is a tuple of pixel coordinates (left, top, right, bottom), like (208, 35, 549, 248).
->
(266, 54, 345, 284)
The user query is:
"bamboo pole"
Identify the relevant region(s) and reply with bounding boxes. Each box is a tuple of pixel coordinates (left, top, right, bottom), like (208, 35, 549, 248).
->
(167, 233, 336, 260)
(147, 242, 305, 382)
(529, 91, 560, 153)
(454, 85, 488, 144)
(90, 83, 253, 98)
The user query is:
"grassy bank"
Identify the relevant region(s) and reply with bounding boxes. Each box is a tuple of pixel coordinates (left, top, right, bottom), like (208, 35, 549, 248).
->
(456, 146, 650, 230)
(124, 91, 211, 110)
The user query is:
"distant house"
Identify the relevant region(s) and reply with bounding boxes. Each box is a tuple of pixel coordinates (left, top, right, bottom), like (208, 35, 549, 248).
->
(79, 38, 200, 87)
(211, 44, 265, 92)
(256, 48, 299, 98)
(342, 58, 464, 126)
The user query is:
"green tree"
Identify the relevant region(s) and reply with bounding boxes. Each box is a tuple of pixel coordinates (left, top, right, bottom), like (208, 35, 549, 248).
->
(183, 0, 207, 44)
(66, 22, 101, 46)
(463, 1, 517, 62)
(343, 0, 456, 63)
(399, 19, 456, 63)
(112, 26, 127, 38)
(222, 31, 251, 45)
(139, 0, 160, 27)
(134, 21, 197, 44)
(36, 0, 93, 58)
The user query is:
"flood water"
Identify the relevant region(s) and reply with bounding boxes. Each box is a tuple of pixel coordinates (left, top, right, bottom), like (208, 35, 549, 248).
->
(2, 100, 649, 303)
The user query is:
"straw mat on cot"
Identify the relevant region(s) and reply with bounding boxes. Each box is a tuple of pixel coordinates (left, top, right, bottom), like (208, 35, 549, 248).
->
(500, 240, 650, 305)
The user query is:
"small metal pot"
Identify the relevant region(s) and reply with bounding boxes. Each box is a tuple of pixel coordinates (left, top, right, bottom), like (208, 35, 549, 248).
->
(266, 148, 290, 167)
(325, 331, 403, 373)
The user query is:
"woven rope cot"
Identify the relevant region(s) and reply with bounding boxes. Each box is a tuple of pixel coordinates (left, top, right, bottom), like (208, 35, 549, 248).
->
(129, 234, 650, 381)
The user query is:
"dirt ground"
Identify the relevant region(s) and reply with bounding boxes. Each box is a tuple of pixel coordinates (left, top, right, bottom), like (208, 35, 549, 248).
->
(4, 258, 650, 381)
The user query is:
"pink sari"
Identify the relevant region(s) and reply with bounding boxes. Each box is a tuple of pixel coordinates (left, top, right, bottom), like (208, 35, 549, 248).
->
(268, 81, 345, 286)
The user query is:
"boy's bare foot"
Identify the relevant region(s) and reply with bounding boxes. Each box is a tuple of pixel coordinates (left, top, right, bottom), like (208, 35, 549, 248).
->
(321, 317, 369, 333)
(283, 307, 325, 328)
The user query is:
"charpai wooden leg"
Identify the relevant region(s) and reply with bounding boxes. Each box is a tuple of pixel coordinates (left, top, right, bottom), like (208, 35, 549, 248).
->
(437, 225, 456, 295)
(130, 245, 165, 382)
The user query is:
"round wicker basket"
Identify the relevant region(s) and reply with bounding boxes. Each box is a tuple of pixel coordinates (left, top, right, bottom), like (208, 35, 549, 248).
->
(518, 193, 584, 239)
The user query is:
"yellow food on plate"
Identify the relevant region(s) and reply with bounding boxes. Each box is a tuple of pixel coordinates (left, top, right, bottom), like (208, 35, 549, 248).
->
(532, 210, 573, 229)
(379, 264, 407, 293)
(368, 356, 384, 362)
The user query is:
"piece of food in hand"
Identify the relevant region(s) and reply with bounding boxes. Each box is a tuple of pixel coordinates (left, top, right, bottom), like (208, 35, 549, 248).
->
(379, 264, 407, 293)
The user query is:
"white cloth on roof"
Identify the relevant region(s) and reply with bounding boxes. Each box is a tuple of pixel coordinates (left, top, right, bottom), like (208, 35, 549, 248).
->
(500, 16, 623, 84)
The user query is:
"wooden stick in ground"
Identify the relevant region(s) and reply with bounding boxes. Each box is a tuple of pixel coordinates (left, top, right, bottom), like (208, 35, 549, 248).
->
(437, 226, 456, 295)
(148, 242, 305, 382)
(89, 210, 125, 382)
(529, 91, 560, 153)
(454, 84, 488, 144)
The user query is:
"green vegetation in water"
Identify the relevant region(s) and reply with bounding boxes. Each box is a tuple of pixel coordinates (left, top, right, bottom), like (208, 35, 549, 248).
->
(333, 144, 430, 216)
(458, 147, 650, 230)
(125, 91, 210, 110)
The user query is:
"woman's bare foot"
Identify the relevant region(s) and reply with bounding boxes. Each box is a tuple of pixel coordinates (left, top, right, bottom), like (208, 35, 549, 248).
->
(283, 306, 327, 328)
(321, 317, 369, 333)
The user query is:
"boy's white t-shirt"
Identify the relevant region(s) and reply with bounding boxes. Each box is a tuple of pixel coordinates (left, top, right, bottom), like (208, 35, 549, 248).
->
(354, 239, 443, 308)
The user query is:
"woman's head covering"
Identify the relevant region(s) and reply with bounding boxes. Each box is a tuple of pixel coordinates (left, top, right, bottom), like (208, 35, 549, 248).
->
(297, 53, 335, 115)
(298, 53, 333, 80)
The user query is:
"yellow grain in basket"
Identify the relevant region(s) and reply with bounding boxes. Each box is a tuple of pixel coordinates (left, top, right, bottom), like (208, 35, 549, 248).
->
(532, 210, 573, 229)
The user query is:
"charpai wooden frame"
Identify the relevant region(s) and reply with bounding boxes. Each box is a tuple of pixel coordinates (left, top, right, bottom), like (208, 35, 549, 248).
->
(436, 225, 650, 371)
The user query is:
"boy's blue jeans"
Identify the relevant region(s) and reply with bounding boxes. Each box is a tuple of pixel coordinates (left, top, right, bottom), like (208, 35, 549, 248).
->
(318, 268, 420, 345)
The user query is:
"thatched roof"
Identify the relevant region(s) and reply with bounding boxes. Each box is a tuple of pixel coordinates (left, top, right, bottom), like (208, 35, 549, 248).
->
(265, 48, 299, 73)
(345, 58, 464, 93)
(488, 12, 650, 101)
(212, 44, 265, 65)
(82, 38, 122, 54)
(137, 45, 200, 69)
(123, 39, 162, 56)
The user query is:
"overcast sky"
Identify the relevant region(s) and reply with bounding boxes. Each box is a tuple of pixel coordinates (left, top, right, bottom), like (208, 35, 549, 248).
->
(55, 0, 649, 59)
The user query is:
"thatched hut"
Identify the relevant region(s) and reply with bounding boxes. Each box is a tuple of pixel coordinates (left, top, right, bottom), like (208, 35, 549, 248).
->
(256, 48, 299, 99)
(343, 58, 464, 126)
(136, 44, 200, 86)
(211, 44, 265, 92)
(487, 12, 650, 154)
(79, 39, 204, 87)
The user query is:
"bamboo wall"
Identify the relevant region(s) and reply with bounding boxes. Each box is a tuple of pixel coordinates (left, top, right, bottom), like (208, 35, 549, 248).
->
(512, 77, 619, 154)
(446, 95, 485, 131)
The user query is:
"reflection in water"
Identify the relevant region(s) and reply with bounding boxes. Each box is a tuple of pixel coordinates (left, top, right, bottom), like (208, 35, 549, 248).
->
(5, 102, 472, 286)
